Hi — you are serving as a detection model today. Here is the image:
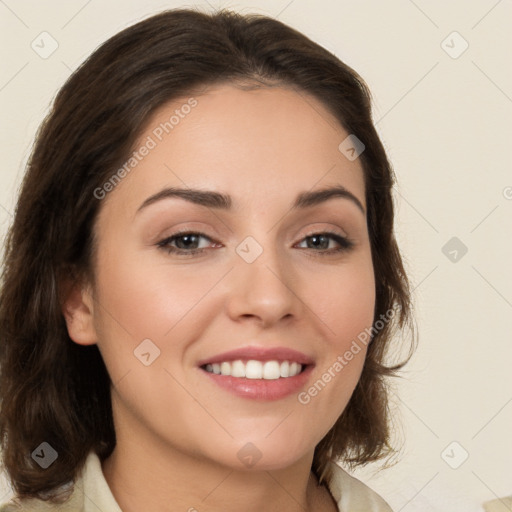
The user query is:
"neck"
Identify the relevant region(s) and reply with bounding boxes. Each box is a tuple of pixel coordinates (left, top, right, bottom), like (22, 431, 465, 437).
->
(102, 432, 336, 512)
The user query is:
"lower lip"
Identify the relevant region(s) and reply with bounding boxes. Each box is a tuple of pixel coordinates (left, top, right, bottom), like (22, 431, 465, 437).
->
(200, 365, 314, 401)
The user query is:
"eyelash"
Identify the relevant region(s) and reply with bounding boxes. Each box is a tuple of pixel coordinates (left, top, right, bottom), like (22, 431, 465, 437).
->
(157, 229, 355, 257)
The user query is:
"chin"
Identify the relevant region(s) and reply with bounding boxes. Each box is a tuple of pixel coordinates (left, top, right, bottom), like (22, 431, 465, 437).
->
(211, 432, 315, 473)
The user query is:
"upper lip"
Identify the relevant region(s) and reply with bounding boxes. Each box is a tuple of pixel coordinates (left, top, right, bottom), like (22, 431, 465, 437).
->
(197, 346, 315, 367)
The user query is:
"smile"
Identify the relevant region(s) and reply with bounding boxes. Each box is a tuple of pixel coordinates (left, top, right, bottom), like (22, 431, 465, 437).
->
(197, 346, 314, 400)
(203, 360, 303, 379)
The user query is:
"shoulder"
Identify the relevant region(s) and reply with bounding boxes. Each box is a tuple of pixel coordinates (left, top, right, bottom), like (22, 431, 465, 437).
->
(483, 496, 512, 512)
(0, 452, 121, 512)
(327, 461, 394, 512)
(0, 491, 82, 512)
(0, 469, 84, 511)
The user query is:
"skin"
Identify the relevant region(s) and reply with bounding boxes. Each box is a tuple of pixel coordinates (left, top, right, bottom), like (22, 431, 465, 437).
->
(63, 83, 375, 511)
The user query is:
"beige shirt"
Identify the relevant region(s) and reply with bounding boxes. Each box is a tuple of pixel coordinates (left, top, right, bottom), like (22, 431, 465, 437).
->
(0, 452, 393, 511)
(483, 497, 512, 512)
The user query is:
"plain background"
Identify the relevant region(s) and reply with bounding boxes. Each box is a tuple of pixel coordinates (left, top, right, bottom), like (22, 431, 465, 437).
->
(0, 1, 511, 510)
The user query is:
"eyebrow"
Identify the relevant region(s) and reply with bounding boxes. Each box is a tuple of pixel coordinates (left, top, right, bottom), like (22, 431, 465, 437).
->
(137, 185, 365, 215)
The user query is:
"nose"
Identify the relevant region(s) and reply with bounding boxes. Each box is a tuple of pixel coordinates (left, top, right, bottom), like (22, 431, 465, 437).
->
(224, 240, 302, 328)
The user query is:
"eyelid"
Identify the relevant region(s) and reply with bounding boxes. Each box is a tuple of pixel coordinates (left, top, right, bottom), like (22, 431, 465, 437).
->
(300, 227, 349, 241)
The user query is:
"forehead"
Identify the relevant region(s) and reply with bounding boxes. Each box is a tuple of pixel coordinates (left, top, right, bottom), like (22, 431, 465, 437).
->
(102, 83, 366, 215)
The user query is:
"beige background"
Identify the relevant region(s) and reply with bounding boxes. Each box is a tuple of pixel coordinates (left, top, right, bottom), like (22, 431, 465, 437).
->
(1, 1, 511, 510)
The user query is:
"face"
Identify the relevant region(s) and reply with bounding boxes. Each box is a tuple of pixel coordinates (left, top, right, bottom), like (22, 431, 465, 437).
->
(68, 83, 375, 472)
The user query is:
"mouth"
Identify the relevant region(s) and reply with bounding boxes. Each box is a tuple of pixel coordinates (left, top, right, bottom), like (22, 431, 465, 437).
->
(201, 359, 306, 379)
(197, 346, 315, 400)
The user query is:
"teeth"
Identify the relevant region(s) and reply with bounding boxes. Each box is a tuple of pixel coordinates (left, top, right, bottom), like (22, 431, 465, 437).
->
(262, 361, 280, 380)
(245, 360, 262, 379)
(204, 360, 303, 379)
(231, 360, 246, 378)
(220, 362, 231, 375)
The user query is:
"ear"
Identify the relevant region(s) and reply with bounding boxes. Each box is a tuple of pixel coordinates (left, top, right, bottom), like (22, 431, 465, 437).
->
(61, 276, 98, 346)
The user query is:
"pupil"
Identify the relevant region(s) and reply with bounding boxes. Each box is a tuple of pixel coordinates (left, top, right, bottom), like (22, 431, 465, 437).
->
(309, 235, 328, 249)
(177, 234, 198, 249)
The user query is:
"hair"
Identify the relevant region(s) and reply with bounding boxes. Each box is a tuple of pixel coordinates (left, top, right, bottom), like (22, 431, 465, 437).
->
(0, 7, 414, 503)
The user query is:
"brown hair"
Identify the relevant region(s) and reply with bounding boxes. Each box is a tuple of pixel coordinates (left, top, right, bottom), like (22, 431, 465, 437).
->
(0, 7, 414, 503)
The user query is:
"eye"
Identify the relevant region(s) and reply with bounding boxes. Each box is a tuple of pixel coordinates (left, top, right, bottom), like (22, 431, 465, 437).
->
(295, 232, 354, 254)
(156, 230, 354, 257)
(157, 231, 219, 256)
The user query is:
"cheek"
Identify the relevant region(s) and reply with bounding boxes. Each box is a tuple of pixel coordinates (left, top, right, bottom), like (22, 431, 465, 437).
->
(308, 258, 376, 348)
(299, 259, 375, 411)
(96, 265, 195, 337)
(91, 246, 226, 373)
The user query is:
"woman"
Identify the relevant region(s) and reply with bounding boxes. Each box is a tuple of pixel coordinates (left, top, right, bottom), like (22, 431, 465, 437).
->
(0, 8, 413, 511)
